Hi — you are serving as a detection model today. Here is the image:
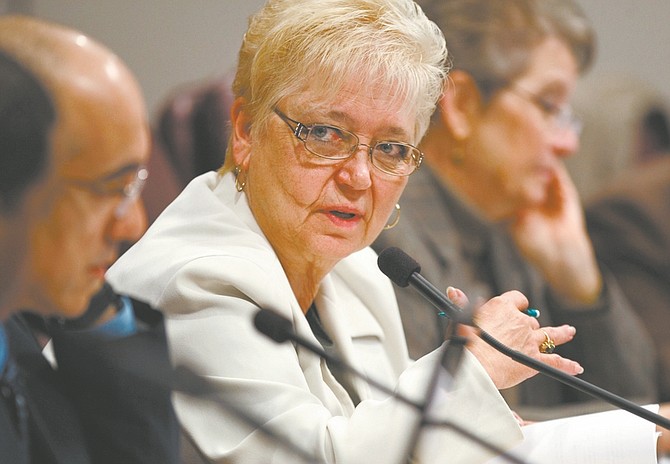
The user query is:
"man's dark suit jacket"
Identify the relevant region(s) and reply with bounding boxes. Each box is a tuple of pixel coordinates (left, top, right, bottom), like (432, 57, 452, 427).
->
(1, 297, 180, 464)
(587, 156, 670, 402)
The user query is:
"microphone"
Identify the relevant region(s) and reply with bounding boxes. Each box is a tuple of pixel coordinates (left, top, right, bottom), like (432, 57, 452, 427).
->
(377, 246, 670, 430)
(253, 307, 528, 464)
(377, 247, 473, 327)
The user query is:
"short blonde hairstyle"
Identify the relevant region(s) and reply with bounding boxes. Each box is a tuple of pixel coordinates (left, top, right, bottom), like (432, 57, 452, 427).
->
(223, 0, 447, 171)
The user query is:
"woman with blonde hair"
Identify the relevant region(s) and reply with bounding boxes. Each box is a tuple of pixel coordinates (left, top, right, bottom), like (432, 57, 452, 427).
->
(109, 0, 586, 462)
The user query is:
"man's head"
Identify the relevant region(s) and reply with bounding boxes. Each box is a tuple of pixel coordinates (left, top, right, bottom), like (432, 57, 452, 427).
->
(0, 50, 56, 318)
(0, 15, 151, 317)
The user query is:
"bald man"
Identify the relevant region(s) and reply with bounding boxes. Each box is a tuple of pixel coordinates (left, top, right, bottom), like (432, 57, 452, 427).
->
(0, 16, 179, 464)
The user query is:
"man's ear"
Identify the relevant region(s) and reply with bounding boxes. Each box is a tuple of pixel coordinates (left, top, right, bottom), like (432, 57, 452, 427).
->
(436, 70, 483, 140)
(230, 96, 252, 168)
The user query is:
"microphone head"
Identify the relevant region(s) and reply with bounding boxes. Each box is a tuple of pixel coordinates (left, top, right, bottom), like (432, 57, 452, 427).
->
(377, 247, 421, 288)
(253, 308, 293, 343)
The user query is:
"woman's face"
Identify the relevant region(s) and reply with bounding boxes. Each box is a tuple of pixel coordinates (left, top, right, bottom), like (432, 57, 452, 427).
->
(466, 37, 580, 219)
(240, 82, 413, 269)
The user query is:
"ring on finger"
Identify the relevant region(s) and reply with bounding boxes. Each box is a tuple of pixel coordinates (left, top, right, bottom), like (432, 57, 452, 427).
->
(539, 330, 555, 354)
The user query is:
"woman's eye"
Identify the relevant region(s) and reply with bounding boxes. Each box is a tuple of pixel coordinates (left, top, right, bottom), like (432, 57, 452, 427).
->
(310, 125, 343, 142)
(376, 143, 408, 159)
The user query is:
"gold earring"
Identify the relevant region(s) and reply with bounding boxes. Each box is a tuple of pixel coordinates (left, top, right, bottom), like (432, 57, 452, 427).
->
(384, 203, 401, 230)
(234, 165, 247, 192)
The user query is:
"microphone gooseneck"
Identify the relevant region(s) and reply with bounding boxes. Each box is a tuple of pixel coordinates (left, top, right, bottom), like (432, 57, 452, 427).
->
(378, 247, 473, 326)
(254, 308, 422, 409)
(377, 246, 670, 430)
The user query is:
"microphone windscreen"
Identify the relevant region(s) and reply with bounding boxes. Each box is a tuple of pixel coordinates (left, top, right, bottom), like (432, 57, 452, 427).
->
(377, 247, 421, 288)
(254, 308, 293, 343)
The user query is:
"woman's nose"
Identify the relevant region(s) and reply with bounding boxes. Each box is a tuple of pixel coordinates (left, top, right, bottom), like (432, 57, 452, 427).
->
(336, 145, 373, 190)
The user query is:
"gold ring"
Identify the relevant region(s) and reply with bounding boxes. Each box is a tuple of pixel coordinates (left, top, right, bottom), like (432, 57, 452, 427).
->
(539, 330, 555, 354)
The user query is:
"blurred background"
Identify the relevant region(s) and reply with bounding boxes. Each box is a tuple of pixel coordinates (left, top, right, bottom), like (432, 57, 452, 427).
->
(2, 0, 667, 114)
(3, 0, 670, 201)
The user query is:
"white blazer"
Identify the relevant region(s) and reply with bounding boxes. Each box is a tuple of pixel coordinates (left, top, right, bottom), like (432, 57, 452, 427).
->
(107, 172, 522, 463)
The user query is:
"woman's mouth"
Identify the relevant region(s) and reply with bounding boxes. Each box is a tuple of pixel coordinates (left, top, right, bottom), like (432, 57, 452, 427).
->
(330, 210, 356, 220)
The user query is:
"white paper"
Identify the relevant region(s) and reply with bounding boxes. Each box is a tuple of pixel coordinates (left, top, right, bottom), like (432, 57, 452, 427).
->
(487, 405, 660, 464)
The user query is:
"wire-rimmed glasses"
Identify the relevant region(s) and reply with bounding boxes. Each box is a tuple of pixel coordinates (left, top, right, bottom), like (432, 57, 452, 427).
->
(63, 164, 149, 218)
(274, 108, 423, 177)
(508, 85, 582, 136)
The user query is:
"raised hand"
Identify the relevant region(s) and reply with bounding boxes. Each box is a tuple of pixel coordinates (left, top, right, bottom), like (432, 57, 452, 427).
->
(447, 287, 583, 390)
(509, 163, 601, 304)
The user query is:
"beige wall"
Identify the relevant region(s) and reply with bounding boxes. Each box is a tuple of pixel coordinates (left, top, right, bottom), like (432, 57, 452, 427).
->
(14, 0, 670, 123)
(28, 0, 265, 116)
(577, 0, 670, 102)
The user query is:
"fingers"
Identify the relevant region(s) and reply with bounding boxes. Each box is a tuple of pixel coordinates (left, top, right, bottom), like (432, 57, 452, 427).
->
(446, 286, 468, 307)
(538, 352, 584, 376)
(453, 288, 586, 386)
(495, 289, 529, 309)
(475, 290, 539, 331)
(541, 324, 576, 348)
(535, 325, 584, 375)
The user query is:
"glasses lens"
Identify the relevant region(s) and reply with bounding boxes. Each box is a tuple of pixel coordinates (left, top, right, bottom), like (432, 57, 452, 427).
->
(114, 167, 148, 218)
(305, 125, 358, 159)
(554, 106, 582, 135)
(372, 143, 419, 176)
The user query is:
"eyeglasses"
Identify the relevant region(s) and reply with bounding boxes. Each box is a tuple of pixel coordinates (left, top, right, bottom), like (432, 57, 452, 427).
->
(63, 164, 149, 218)
(508, 85, 582, 136)
(274, 108, 423, 177)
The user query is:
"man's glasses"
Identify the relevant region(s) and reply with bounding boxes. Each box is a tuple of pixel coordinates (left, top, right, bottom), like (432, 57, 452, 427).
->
(508, 85, 582, 136)
(274, 108, 423, 177)
(64, 164, 149, 218)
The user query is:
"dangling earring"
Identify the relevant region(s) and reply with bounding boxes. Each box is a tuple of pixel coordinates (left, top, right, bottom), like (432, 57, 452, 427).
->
(234, 165, 247, 192)
(384, 203, 401, 230)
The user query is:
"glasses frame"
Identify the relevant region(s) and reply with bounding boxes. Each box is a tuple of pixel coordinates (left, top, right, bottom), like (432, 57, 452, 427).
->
(273, 108, 423, 177)
(63, 164, 149, 218)
(507, 85, 582, 136)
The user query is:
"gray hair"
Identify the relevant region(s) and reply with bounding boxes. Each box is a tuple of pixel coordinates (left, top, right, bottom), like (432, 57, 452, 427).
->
(224, 0, 448, 170)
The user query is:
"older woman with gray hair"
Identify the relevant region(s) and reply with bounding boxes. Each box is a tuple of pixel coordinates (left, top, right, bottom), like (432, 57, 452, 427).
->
(108, 0, 585, 462)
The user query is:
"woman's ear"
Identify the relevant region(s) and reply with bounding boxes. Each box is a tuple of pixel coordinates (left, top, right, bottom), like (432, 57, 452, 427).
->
(230, 96, 252, 168)
(437, 70, 482, 140)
